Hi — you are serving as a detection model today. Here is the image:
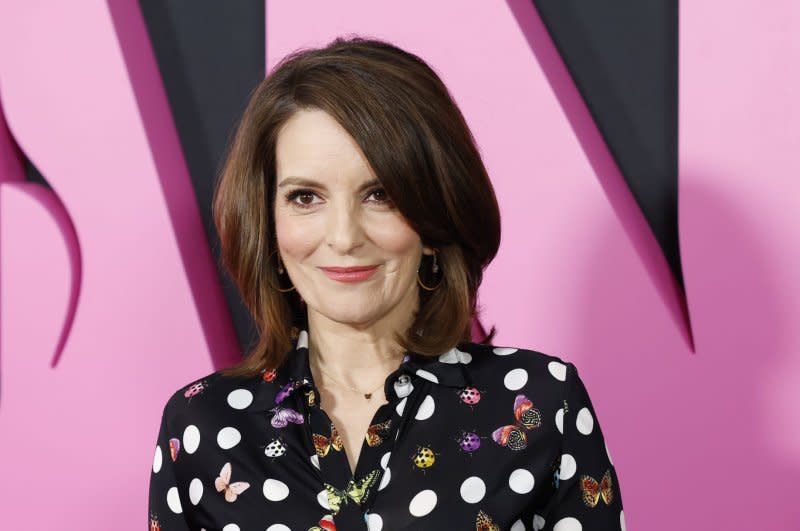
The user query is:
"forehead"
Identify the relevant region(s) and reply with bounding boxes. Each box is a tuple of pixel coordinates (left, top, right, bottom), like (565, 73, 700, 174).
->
(275, 108, 374, 183)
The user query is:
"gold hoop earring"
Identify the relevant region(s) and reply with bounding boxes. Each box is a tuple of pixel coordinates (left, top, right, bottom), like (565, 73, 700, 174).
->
(268, 249, 296, 292)
(417, 250, 442, 291)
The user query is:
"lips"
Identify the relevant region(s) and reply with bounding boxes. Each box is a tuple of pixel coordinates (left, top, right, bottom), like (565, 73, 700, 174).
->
(319, 266, 378, 273)
(319, 265, 379, 283)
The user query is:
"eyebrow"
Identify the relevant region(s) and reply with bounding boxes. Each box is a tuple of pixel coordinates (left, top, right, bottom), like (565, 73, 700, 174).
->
(276, 176, 382, 192)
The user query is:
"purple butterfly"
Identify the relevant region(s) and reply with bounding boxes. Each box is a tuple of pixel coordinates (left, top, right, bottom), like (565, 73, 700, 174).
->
(269, 405, 304, 428)
(275, 382, 297, 404)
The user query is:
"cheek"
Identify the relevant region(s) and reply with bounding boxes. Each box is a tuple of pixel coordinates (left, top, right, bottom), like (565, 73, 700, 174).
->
(368, 217, 422, 255)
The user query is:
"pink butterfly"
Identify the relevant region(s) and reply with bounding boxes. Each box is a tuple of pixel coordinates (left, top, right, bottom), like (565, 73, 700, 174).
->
(269, 404, 304, 428)
(214, 462, 250, 502)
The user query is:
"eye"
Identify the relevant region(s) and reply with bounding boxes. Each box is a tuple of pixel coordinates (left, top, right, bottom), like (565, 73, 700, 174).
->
(284, 189, 320, 209)
(366, 187, 393, 206)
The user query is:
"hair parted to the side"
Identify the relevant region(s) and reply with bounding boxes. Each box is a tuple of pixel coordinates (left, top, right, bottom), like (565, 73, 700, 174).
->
(213, 35, 501, 378)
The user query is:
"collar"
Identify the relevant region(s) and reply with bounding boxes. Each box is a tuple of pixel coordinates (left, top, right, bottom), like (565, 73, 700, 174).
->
(246, 327, 471, 412)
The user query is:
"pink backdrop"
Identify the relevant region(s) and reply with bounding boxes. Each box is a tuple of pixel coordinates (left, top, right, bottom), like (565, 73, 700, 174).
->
(1, 1, 798, 529)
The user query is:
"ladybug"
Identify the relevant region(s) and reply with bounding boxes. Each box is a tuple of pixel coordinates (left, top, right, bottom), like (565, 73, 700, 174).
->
(455, 429, 483, 455)
(458, 386, 482, 407)
(183, 379, 208, 402)
(149, 514, 161, 531)
(411, 445, 438, 471)
(263, 368, 277, 382)
(264, 438, 287, 458)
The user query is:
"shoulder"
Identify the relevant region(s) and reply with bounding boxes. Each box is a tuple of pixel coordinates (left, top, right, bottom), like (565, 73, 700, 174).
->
(157, 369, 266, 429)
(455, 341, 579, 400)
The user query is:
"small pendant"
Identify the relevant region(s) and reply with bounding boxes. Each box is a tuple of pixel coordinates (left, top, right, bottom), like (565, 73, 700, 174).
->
(364, 393, 372, 399)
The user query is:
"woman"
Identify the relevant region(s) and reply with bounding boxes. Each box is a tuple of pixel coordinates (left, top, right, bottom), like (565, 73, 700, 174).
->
(148, 36, 624, 531)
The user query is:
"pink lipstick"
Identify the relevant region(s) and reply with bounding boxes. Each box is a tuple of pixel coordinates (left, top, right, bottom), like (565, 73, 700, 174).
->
(319, 265, 379, 283)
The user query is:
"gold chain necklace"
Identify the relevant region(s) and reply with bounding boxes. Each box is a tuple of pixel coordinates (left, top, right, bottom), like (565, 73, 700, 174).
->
(311, 355, 401, 400)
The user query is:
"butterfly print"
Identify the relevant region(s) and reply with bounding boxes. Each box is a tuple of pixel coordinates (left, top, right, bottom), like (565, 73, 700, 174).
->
(580, 469, 614, 507)
(168, 438, 180, 461)
(269, 404, 305, 429)
(365, 419, 392, 447)
(491, 394, 542, 450)
(214, 462, 251, 503)
(475, 509, 501, 531)
(313, 424, 344, 457)
(324, 469, 381, 515)
(307, 514, 336, 531)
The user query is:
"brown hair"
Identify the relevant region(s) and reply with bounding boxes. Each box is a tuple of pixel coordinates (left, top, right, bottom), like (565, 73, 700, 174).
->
(214, 35, 501, 378)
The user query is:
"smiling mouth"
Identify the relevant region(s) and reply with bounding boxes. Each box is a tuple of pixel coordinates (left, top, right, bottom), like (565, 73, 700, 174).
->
(318, 265, 379, 283)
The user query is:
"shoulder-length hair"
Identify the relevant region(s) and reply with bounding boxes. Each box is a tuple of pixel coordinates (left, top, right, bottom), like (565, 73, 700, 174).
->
(214, 35, 501, 378)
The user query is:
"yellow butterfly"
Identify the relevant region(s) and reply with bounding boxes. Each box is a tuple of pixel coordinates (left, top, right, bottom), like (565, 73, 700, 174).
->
(580, 469, 614, 507)
(324, 469, 380, 515)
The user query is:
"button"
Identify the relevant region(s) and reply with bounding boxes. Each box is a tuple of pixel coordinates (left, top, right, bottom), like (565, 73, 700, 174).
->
(394, 374, 414, 398)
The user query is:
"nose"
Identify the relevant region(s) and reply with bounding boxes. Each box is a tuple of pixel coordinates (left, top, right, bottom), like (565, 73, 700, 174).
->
(325, 198, 366, 253)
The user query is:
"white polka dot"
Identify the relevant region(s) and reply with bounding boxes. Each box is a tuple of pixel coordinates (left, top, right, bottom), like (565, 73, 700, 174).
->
(396, 397, 407, 416)
(553, 517, 582, 531)
(222, 525, 240, 531)
(559, 454, 577, 480)
(380, 451, 391, 469)
(152, 445, 163, 473)
(183, 425, 200, 454)
(414, 395, 436, 420)
(310, 454, 320, 469)
(533, 514, 546, 531)
(166, 486, 182, 514)
(576, 407, 594, 435)
(459, 476, 486, 503)
(510, 520, 525, 531)
(606, 443, 613, 465)
(493, 347, 518, 356)
(504, 368, 528, 390)
(217, 427, 241, 450)
(266, 525, 290, 531)
(416, 369, 439, 383)
(366, 512, 383, 530)
(262, 478, 290, 501)
(317, 489, 330, 510)
(548, 361, 567, 381)
(438, 348, 472, 364)
(226, 389, 253, 410)
(555, 408, 564, 434)
(297, 329, 309, 349)
(189, 478, 203, 505)
(408, 489, 437, 517)
(378, 467, 391, 490)
(620, 510, 626, 531)
(508, 468, 535, 494)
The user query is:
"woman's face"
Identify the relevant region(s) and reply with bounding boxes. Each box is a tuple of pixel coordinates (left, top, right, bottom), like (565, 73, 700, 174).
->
(273, 108, 434, 331)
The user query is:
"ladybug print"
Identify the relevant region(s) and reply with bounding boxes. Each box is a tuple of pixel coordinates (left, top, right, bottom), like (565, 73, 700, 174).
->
(264, 437, 288, 458)
(458, 385, 483, 407)
(411, 445, 438, 471)
(150, 327, 623, 528)
(455, 429, 483, 455)
(183, 379, 208, 402)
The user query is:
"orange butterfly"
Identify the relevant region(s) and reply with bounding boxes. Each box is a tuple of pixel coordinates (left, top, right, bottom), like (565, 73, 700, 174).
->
(475, 510, 500, 531)
(313, 424, 344, 457)
(491, 394, 542, 450)
(580, 469, 614, 507)
(214, 462, 251, 502)
(365, 420, 392, 447)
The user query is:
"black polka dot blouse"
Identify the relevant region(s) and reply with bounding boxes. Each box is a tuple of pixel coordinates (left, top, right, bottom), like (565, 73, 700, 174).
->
(148, 328, 624, 530)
